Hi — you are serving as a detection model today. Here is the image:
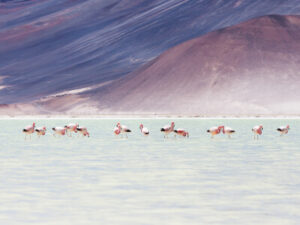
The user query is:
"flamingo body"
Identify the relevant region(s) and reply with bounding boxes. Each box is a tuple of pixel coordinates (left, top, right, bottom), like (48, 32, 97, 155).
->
(223, 126, 235, 138)
(52, 127, 66, 136)
(140, 124, 149, 136)
(116, 123, 131, 138)
(277, 125, 290, 136)
(161, 122, 175, 138)
(174, 128, 189, 138)
(77, 127, 90, 137)
(207, 126, 224, 138)
(65, 123, 78, 136)
(23, 122, 35, 139)
(252, 125, 263, 139)
(35, 126, 46, 137)
(120, 125, 131, 133)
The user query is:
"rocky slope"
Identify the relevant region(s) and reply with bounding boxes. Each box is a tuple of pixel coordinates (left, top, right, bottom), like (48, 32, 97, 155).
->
(94, 15, 300, 116)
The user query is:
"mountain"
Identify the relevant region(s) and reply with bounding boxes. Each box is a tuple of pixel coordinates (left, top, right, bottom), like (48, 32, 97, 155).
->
(93, 15, 300, 116)
(1, 0, 300, 104)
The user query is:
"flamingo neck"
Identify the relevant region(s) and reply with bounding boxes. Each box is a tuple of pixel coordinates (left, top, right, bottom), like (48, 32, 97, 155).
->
(171, 123, 175, 130)
(218, 126, 224, 133)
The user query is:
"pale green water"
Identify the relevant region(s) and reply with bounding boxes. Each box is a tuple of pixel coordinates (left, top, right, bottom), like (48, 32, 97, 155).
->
(0, 119, 300, 225)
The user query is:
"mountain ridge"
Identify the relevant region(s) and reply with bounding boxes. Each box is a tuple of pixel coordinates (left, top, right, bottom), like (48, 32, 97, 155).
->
(1, 0, 300, 103)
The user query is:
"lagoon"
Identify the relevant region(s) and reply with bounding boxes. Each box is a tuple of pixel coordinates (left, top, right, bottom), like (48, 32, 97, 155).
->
(0, 118, 300, 225)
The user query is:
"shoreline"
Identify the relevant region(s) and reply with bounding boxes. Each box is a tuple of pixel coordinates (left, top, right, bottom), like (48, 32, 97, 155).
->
(0, 114, 300, 119)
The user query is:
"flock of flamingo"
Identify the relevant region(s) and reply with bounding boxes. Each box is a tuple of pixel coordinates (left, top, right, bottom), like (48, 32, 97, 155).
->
(22, 121, 290, 140)
(22, 123, 89, 140)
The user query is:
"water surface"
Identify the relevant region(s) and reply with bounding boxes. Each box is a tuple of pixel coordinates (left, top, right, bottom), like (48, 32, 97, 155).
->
(0, 119, 300, 225)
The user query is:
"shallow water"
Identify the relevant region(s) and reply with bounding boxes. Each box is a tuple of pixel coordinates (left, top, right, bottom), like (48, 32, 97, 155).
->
(0, 118, 300, 225)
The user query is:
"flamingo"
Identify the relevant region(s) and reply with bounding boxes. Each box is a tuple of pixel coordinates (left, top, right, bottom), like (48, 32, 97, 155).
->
(77, 126, 90, 137)
(117, 122, 131, 138)
(277, 125, 290, 136)
(223, 126, 235, 138)
(160, 122, 175, 138)
(23, 122, 35, 140)
(35, 126, 46, 138)
(252, 125, 263, 139)
(64, 123, 78, 137)
(139, 124, 149, 136)
(174, 128, 189, 138)
(114, 124, 121, 136)
(52, 127, 66, 137)
(207, 126, 224, 138)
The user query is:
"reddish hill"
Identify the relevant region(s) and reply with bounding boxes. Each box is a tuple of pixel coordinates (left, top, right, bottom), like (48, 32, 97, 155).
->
(95, 15, 300, 116)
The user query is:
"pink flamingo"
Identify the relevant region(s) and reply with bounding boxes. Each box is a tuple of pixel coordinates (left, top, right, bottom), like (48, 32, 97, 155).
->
(252, 125, 263, 139)
(114, 124, 121, 136)
(35, 126, 46, 138)
(139, 124, 149, 136)
(117, 122, 131, 138)
(223, 126, 235, 138)
(207, 126, 224, 138)
(52, 127, 66, 137)
(23, 122, 35, 140)
(160, 122, 175, 138)
(77, 126, 90, 137)
(277, 125, 290, 136)
(174, 128, 189, 138)
(64, 123, 79, 137)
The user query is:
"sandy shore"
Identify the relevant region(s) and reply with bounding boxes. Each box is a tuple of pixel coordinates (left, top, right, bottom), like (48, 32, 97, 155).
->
(0, 114, 300, 119)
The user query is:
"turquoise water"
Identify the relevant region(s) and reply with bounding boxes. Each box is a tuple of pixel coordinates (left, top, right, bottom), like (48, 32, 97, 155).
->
(0, 119, 300, 225)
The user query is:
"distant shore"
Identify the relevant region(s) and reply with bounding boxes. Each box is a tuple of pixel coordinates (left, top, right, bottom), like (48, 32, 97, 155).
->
(0, 114, 300, 119)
